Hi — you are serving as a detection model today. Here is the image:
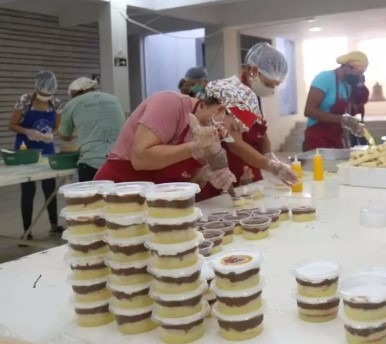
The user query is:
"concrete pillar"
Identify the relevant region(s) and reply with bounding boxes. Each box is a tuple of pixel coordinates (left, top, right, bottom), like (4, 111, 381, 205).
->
(205, 27, 240, 80)
(98, 0, 131, 112)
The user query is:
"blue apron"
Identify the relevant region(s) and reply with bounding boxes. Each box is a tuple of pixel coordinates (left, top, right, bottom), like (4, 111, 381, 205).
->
(15, 97, 55, 155)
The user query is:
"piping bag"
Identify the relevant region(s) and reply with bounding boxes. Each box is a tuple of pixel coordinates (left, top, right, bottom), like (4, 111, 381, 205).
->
(189, 114, 236, 196)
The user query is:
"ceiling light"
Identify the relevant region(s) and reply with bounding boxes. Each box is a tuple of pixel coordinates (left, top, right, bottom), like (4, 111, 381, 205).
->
(306, 17, 316, 23)
(309, 26, 322, 32)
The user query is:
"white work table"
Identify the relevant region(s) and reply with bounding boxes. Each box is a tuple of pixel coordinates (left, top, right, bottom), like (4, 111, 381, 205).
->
(1, 175, 386, 343)
(0, 161, 75, 187)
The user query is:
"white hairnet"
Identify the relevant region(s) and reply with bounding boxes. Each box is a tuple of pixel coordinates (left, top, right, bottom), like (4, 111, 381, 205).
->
(244, 43, 288, 82)
(68, 77, 98, 96)
(35, 70, 57, 94)
(184, 66, 208, 80)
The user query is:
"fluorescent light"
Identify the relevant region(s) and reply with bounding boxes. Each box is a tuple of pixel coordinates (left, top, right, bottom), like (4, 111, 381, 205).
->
(309, 26, 322, 32)
(306, 17, 316, 23)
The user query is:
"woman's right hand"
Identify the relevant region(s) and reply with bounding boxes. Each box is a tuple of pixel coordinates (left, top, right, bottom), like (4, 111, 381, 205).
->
(341, 114, 365, 136)
(24, 129, 43, 141)
(265, 160, 299, 186)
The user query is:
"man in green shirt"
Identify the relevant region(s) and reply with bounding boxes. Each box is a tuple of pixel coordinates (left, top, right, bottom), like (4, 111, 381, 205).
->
(59, 77, 125, 181)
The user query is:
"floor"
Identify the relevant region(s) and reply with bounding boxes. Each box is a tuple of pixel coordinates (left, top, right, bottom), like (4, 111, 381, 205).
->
(0, 183, 66, 264)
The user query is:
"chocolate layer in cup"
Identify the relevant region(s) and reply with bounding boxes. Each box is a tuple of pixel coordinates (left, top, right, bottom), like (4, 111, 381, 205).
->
(344, 323, 386, 337)
(343, 299, 386, 310)
(217, 290, 262, 307)
(297, 298, 340, 310)
(148, 220, 196, 233)
(111, 265, 148, 276)
(106, 221, 145, 230)
(154, 270, 201, 284)
(155, 294, 202, 308)
(203, 221, 234, 237)
(109, 243, 147, 255)
(208, 210, 232, 222)
(69, 240, 106, 253)
(115, 311, 152, 325)
(75, 303, 109, 315)
(240, 217, 271, 233)
(199, 240, 214, 257)
(147, 197, 194, 209)
(292, 206, 316, 215)
(105, 193, 145, 204)
(67, 217, 106, 228)
(71, 261, 106, 271)
(72, 282, 107, 294)
(160, 318, 204, 331)
(223, 213, 251, 225)
(296, 277, 338, 287)
(65, 194, 103, 207)
(215, 268, 260, 282)
(112, 288, 150, 300)
(253, 209, 281, 222)
(203, 230, 224, 247)
(218, 314, 263, 332)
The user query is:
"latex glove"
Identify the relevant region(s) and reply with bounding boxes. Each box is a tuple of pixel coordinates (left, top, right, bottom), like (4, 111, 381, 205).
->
(191, 140, 221, 160)
(206, 167, 236, 191)
(40, 132, 54, 143)
(264, 160, 298, 186)
(265, 152, 279, 161)
(25, 129, 43, 142)
(341, 114, 365, 137)
(239, 166, 254, 185)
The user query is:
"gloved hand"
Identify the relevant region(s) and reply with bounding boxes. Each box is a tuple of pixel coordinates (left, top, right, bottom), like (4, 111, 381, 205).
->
(264, 160, 298, 186)
(197, 165, 236, 191)
(40, 132, 54, 143)
(265, 152, 279, 161)
(239, 166, 254, 185)
(24, 129, 43, 142)
(341, 114, 365, 137)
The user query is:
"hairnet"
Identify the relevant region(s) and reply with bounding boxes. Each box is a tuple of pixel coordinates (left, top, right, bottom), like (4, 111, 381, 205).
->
(244, 43, 288, 82)
(337, 51, 368, 69)
(184, 66, 208, 80)
(35, 70, 57, 94)
(68, 77, 98, 96)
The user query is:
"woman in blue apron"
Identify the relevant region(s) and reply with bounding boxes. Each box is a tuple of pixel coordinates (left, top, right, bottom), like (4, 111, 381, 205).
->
(9, 70, 64, 240)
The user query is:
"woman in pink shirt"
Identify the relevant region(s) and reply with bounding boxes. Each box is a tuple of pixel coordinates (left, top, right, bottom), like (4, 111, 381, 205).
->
(94, 91, 235, 195)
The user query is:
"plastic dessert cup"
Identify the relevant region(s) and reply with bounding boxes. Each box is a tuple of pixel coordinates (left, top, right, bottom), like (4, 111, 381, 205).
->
(240, 216, 271, 240)
(203, 221, 235, 245)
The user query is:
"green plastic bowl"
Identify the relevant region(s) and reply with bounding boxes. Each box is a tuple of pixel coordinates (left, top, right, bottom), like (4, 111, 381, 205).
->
(48, 152, 79, 170)
(2, 149, 41, 165)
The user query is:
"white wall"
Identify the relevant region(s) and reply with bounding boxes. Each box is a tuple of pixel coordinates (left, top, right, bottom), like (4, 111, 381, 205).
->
(143, 28, 204, 96)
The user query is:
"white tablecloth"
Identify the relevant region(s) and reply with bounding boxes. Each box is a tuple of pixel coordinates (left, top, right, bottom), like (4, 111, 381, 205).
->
(0, 176, 385, 343)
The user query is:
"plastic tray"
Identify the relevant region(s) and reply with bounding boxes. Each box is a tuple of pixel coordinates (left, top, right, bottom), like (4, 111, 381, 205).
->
(338, 163, 386, 188)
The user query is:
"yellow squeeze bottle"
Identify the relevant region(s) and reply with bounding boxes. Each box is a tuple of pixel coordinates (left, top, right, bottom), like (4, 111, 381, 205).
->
(313, 148, 324, 181)
(291, 155, 303, 193)
(20, 141, 27, 150)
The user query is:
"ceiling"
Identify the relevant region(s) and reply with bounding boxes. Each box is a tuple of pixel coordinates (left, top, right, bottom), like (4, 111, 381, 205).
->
(241, 7, 386, 41)
(2, 0, 386, 38)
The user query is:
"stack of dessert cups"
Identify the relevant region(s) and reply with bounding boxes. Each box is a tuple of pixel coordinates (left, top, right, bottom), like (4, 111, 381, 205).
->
(293, 261, 341, 323)
(60, 180, 114, 328)
(340, 270, 386, 344)
(103, 182, 158, 335)
(145, 183, 209, 344)
(211, 251, 264, 341)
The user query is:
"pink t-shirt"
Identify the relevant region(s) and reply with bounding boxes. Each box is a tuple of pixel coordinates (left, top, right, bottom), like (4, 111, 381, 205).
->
(109, 92, 193, 161)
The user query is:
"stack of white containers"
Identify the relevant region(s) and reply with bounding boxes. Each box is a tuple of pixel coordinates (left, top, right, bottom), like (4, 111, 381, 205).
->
(211, 251, 264, 341)
(145, 183, 208, 344)
(103, 182, 158, 334)
(60, 181, 114, 328)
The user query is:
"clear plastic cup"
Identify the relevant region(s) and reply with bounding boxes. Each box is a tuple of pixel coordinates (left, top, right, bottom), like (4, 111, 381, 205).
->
(203, 229, 225, 254)
(203, 221, 235, 245)
(252, 208, 281, 229)
(240, 216, 271, 240)
(207, 209, 233, 222)
(199, 240, 214, 257)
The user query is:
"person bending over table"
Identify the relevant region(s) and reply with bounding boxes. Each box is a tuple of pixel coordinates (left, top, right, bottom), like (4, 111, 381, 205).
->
(304, 51, 368, 151)
(94, 91, 235, 198)
(8, 71, 64, 240)
(58, 77, 125, 182)
(199, 43, 298, 199)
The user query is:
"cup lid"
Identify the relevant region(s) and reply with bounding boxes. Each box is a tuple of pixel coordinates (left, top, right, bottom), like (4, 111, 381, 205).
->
(152, 300, 209, 325)
(211, 280, 263, 298)
(59, 181, 113, 197)
(110, 304, 153, 316)
(104, 234, 149, 246)
(144, 183, 199, 201)
(150, 279, 207, 301)
(104, 184, 147, 197)
(212, 250, 262, 275)
(73, 298, 110, 309)
(107, 281, 152, 294)
(105, 213, 147, 226)
(340, 272, 386, 303)
(212, 304, 264, 322)
(145, 232, 203, 255)
(294, 261, 341, 283)
(67, 276, 108, 286)
(147, 256, 204, 278)
(147, 208, 202, 225)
